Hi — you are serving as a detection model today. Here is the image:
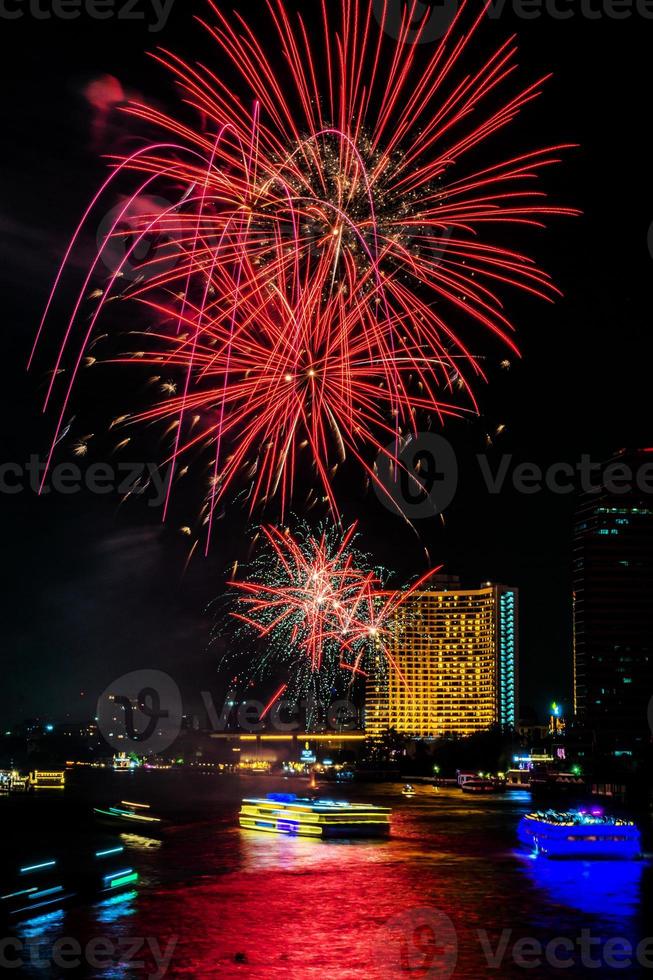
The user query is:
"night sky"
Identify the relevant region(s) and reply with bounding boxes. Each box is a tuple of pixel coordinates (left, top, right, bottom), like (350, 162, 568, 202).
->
(2, 1, 652, 727)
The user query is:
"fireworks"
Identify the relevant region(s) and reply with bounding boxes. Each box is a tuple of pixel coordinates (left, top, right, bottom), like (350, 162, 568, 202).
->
(32, 0, 576, 540)
(229, 521, 441, 703)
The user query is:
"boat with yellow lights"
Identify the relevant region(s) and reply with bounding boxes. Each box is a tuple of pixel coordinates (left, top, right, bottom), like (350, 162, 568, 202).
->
(239, 793, 391, 838)
(28, 770, 65, 790)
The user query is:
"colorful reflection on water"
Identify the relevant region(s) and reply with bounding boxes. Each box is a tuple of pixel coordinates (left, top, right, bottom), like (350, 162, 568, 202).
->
(520, 851, 645, 918)
(3, 773, 652, 978)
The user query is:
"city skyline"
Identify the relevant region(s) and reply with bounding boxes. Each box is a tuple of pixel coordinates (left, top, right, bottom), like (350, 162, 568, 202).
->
(2, 5, 652, 977)
(2, 3, 652, 727)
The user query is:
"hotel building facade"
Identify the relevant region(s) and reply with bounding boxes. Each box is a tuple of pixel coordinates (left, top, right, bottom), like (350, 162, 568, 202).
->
(365, 583, 519, 738)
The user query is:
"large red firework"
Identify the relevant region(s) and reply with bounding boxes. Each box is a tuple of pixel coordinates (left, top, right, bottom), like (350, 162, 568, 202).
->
(32, 0, 576, 542)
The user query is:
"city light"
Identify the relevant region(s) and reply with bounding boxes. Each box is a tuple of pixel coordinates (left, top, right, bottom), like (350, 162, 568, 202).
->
(3, 0, 648, 973)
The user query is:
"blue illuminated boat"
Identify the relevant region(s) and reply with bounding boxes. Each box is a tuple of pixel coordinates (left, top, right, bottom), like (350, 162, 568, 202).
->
(518, 808, 641, 859)
(239, 793, 391, 837)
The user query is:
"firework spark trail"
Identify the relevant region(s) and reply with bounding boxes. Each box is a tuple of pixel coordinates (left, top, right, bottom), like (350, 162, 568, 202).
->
(31, 0, 577, 536)
(229, 521, 443, 699)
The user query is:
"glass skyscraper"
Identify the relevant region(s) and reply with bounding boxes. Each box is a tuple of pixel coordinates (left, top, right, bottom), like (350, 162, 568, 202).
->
(573, 449, 653, 744)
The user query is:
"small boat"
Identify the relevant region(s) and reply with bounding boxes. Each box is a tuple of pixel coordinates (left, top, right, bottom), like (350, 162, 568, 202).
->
(518, 808, 641, 859)
(93, 800, 162, 829)
(29, 770, 65, 791)
(0, 858, 75, 921)
(239, 793, 391, 838)
(402, 784, 416, 798)
(69, 842, 139, 899)
(0, 839, 139, 923)
(10, 772, 29, 793)
(335, 770, 355, 782)
(461, 778, 502, 794)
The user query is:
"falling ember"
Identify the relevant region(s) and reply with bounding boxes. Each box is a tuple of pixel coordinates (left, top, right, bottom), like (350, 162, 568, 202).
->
(72, 440, 89, 457)
(228, 521, 442, 703)
(31, 0, 576, 541)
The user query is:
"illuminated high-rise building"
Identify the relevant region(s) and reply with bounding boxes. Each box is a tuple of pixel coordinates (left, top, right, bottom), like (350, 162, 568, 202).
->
(365, 583, 518, 737)
(573, 449, 653, 743)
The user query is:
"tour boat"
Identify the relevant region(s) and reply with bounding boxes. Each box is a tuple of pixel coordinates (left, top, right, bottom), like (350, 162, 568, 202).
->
(461, 778, 502, 794)
(28, 770, 65, 790)
(93, 800, 162, 829)
(518, 808, 641, 859)
(239, 793, 391, 838)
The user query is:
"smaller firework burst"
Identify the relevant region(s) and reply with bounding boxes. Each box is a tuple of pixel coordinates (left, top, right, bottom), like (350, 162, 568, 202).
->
(228, 520, 441, 709)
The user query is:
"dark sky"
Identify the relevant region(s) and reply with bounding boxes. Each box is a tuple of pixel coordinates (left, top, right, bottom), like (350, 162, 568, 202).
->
(2, 1, 652, 726)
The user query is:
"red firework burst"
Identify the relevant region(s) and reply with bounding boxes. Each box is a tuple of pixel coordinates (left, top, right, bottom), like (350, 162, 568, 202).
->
(32, 0, 577, 543)
(230, 521, 441, 691)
